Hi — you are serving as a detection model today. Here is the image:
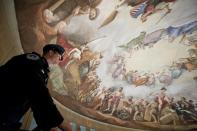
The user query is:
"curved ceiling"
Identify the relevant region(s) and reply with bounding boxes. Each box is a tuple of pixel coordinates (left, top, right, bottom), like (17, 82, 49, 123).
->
(1, 0, 197, 130)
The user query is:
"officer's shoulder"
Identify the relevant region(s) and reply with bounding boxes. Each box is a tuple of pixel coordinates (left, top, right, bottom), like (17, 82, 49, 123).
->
(25, 52, 41, 61)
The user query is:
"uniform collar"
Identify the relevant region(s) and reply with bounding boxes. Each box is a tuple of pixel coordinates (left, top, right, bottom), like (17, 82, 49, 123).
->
(32, 52, 49, 72)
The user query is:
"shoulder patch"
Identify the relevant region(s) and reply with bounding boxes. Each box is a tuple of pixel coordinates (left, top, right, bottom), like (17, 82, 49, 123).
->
(26, 54, 39, 60)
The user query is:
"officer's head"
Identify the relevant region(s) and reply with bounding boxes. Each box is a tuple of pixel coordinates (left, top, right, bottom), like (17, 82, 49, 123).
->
(43, 44, 65, 61)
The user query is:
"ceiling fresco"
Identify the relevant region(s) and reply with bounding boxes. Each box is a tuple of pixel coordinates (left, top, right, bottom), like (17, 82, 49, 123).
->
(15, 0, 197, 130)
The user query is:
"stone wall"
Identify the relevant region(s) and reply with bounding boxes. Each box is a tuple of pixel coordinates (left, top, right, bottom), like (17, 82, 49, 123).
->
(0, 0, 23, 65)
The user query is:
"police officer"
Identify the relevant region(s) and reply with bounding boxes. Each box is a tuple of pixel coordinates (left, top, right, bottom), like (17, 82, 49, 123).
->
(0, 44, 67, 131)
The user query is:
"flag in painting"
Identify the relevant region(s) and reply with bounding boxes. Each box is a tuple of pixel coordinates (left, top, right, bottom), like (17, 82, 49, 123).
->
(130, 1, 148, 18)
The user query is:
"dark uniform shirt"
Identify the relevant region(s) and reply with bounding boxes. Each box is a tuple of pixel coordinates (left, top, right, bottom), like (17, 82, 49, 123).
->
(0, 52, 63, 130)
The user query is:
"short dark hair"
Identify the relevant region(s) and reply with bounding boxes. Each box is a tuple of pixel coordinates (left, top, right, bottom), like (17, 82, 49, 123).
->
(43, 44, 65, 60)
